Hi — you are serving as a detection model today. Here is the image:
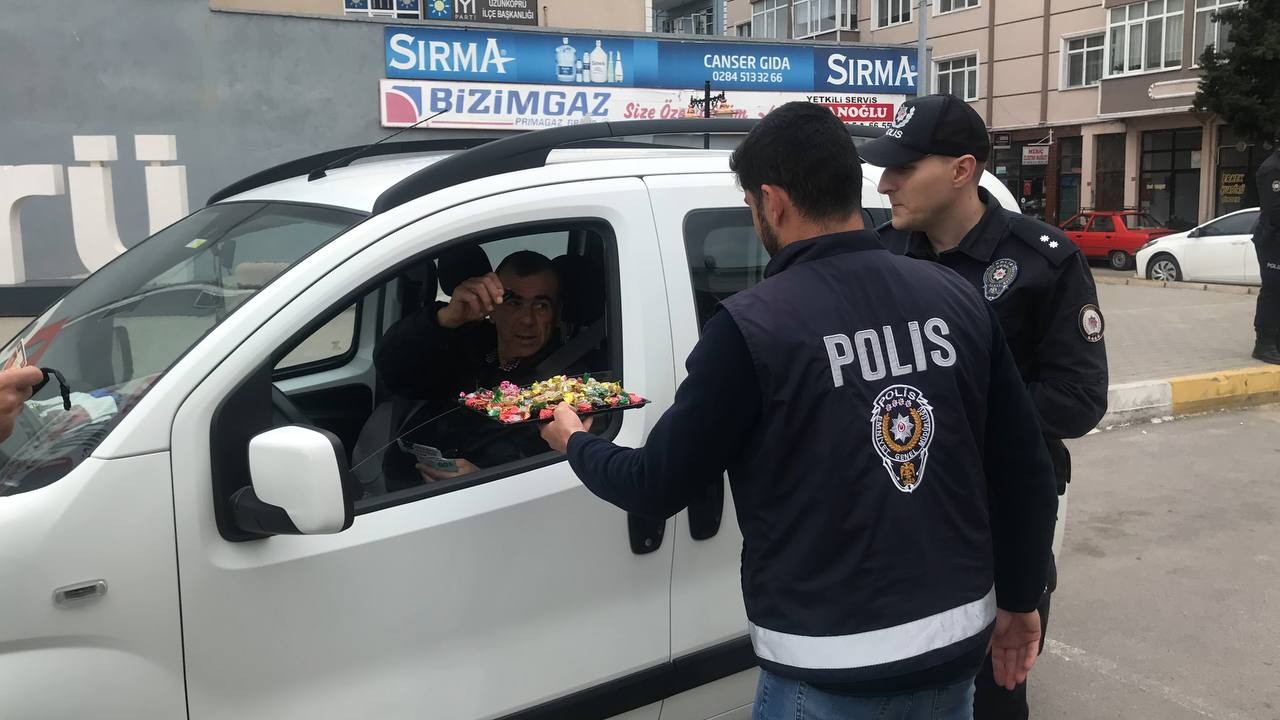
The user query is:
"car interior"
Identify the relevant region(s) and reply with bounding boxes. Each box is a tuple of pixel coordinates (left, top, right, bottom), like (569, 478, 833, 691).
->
(266, 224, 615, 502)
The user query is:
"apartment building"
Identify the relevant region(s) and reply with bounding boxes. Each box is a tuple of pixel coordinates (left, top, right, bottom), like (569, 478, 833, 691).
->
(211, 0, 728, 35)
(725, 0, 1258, 227)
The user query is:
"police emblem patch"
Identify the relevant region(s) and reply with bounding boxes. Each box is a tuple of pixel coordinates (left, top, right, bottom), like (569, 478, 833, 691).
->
(1272, 179, 1280, 193)
(1079, 304, 1104, 342)
(871, 385, 935, 493)
(892, 106, 915, 129)
(982, 258, 1019, 301)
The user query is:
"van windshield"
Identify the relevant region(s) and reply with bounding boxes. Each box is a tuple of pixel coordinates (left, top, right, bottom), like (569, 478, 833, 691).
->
(0, 202, 363, 497)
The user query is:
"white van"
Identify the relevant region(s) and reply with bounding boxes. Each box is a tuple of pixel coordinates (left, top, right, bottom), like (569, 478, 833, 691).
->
(0, 120, 1022, 720)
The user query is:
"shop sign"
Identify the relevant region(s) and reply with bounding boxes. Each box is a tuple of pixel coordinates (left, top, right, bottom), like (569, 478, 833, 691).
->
(1021, 145, 1049, 166)
(384, 26, 919, 94)
(381, 79, 905, 130)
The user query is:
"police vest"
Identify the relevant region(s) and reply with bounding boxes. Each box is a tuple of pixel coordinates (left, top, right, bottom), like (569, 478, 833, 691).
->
(720, 230, 999, 686)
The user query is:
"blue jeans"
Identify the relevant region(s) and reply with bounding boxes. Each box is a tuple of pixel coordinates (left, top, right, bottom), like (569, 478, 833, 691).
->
(753, 670, 975, 720)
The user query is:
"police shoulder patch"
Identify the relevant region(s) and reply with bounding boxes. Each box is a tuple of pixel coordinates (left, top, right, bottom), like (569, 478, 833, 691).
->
(1008, 215, 1076, 267)
(1079, 304, 1105, 343)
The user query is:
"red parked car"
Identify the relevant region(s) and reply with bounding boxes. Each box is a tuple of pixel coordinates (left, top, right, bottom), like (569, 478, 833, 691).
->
(1060, 210, 1175, 270)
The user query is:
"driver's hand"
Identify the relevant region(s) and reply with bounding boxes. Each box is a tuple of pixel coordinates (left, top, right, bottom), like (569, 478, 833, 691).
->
(437, 273, 505, 329)
(416, 457, 480, 483)
(0, 366, 46, 442)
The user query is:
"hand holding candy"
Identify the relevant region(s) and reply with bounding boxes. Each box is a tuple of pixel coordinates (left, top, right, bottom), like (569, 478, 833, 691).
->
(540, 402, 593, 454)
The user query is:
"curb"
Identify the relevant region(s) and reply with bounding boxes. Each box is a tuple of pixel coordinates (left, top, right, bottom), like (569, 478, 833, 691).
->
(1100, 365, 1280, 428)
(1093, 274, 1259, 296)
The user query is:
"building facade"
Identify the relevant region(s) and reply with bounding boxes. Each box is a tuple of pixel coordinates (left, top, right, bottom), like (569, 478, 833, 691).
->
(725, 0, 1256, 228)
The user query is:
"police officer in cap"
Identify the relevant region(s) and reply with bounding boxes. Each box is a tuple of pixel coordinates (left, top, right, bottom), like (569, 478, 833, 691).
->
(540, 101, 1060, 718)
(1250, 147, 1280, 364)
(859, 93, 1109, 719)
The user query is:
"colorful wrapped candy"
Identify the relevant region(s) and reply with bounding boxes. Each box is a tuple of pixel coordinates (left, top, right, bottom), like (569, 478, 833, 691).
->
(459, 374, 648, 425)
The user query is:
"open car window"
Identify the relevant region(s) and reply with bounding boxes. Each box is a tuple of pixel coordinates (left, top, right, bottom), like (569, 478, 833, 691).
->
(337, 223, 619, 508)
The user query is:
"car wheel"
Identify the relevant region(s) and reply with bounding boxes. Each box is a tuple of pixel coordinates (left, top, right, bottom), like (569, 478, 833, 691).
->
(1147, 254, 1181, 282)
(1108, 250, 1132, 271)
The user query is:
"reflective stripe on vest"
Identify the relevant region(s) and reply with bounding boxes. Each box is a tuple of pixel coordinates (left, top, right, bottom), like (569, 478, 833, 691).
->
(748, 587, 996, 670)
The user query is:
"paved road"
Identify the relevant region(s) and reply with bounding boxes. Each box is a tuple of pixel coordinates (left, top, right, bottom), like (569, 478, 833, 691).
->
(1031, 405, 1280, 719)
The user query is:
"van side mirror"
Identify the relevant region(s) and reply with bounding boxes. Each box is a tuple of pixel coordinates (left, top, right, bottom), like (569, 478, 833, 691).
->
(232, 426, 357, 536)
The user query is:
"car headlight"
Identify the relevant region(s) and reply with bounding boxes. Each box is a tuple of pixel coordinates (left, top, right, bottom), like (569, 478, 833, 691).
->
(1137, 239, 1159, 253)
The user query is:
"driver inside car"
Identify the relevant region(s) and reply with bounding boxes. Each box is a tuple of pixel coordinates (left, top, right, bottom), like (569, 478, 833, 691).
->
(374, 250, 588, 489)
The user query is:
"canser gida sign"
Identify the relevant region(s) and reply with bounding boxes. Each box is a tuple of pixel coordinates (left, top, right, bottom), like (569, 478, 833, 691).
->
(381, 26, 916, 130)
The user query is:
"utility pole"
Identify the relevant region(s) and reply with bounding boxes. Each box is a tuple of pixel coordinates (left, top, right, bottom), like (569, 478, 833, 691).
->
(917, 0, 929, 96)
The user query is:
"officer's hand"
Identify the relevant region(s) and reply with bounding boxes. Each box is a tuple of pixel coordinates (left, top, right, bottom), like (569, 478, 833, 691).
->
(540, 402, 592, 454)
(989, 608, 1041, 690)
(0, 366, 45, 442)
(437, 273, 505, 329)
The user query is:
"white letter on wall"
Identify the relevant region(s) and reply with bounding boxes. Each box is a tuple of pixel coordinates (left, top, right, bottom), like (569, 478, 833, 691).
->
(135, 135, 189, 234)
(68, 135, 128, 273)
(0, 165, 66, 285)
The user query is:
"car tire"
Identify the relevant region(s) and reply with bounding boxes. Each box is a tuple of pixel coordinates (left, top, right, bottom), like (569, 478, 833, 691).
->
(1108, 250, 1133, 271)
(1146, 253, 1182, 282)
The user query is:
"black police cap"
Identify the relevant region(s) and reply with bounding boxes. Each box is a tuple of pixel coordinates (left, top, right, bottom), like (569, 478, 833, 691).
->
(858, 93, 991, 168)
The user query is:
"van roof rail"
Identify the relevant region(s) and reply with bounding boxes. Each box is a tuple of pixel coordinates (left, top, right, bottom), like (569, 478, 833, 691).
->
(371, 119, 885, 215)
(207, 139, 496, 206)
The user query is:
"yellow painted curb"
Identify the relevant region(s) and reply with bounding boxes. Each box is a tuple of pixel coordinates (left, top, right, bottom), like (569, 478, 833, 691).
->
(1169, 366, 1280, 415)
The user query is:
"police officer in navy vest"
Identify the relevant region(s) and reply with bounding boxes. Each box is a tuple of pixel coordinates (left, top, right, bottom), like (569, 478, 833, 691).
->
(1250, 148, 1280, 364)
(540, 102, 1059, 719)
(860, 94, 1110, 720)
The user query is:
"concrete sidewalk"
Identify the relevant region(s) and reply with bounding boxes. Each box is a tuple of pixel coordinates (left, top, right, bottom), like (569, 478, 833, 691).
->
(1092, 279, 1280, 426)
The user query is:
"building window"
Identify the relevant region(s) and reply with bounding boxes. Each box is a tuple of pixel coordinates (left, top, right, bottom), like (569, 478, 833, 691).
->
(663, 8, 716, 35)
(936, 55, 979, 101)
(794, 0, 857, 37)
(1140, 128, 1203, 230)
(736, 22, 752, 36)
(752, 0, 789, 39)
(1106, 0, 1184, 76)
(1095, 133, 1127, 211)
(1057, 136, 1084, 224)
(1063, 34, 1105, 88)
(1194, 0, 1241, 60)
(937, 0, 979, 14)
(876, 0, 911, 28)
(344, 0, 420, 18)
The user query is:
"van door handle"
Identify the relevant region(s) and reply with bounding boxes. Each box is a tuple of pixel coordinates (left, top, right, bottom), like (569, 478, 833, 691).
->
(687, 476, 724, 540)
(628, 513, 665, 554)
(53, 580, 107, 607)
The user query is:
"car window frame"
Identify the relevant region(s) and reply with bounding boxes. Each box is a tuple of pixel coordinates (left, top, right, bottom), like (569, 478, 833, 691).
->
(243, 217, 626, 518)
(1063, 214, 1090, 231)
(1201, 210, 1259, 238)
(1088, 215, 1117, 233)
(272, 299, 364, 380)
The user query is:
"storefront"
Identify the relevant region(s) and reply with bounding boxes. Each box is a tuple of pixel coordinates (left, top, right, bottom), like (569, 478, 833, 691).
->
(379, 26, 918, 130)
(1093, 132, 1126, 211)
(1139, 127, 1202, 231)
(989, 127, 1080, 224)
(1215, 126, 1273, 217)
(1056, 135, 1083, 224)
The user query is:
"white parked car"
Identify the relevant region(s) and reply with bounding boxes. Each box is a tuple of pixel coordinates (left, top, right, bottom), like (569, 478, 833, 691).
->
(0, 121, 1024, 720)
(1135, 207, 1261, 284)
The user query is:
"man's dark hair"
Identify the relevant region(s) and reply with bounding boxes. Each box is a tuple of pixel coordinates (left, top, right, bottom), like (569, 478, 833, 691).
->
(729, 102, 863, 222)
(495, 250, 556, 279)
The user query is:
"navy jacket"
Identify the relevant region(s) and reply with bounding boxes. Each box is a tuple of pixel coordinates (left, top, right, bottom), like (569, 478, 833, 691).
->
(567, 230, 1058, 694)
